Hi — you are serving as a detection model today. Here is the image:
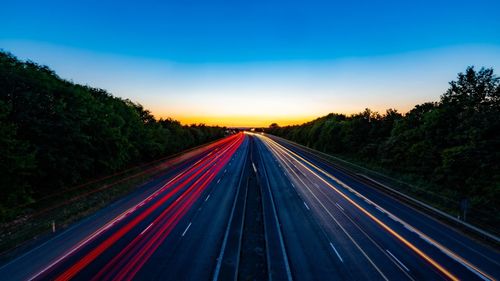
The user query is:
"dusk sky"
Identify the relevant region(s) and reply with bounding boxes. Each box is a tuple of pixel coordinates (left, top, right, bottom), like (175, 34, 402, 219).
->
(2, 0, 500, 127)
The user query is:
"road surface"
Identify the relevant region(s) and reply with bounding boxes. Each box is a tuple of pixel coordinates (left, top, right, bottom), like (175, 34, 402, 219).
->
(0, 132, 498, 280)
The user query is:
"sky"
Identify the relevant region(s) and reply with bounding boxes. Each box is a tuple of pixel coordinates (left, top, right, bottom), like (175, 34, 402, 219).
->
(1, 0, 500, 127)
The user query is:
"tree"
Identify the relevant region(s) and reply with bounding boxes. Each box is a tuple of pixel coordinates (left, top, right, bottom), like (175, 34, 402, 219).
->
(266, 66, 500, 221)
(0, 51, 226, 220)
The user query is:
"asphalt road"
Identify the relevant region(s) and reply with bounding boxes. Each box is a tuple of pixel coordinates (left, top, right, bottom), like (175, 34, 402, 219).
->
(0, 132, 498, 281)
(255, 133, 499, 281)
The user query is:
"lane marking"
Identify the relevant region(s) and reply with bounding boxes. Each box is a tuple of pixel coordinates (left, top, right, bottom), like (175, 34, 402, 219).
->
(386, 250, 410, 272)
(224, 169, 227, 173)
(140, 223, 154, 236)
(262, 137, 470, 281)
(252, 163, 257, 173)
(24, 135, 243, 280)
(212, 144, 250, 281)
(264, 142, 388, 281)
(216, 178, 221, 184)
(330, 242, 344, 263)
(335, 203, 344, 211)
(255, 143, 294, 281)
(205, 194, 211, 201)
(181, 222, 192, 237)
(303, 202, 310, 210)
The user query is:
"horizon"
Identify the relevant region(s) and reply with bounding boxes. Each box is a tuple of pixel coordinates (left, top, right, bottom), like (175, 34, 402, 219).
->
(2, 47, 499, 128)
(2, 0, 500, 127)
(1, 2, 499, 280)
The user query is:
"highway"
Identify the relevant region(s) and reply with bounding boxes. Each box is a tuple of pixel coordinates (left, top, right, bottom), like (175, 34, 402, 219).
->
(256, 133, 499, 281)
(0, 132, 498, 280)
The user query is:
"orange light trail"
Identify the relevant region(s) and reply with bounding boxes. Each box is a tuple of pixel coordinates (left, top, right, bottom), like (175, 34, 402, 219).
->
(260, 134, 485, 281)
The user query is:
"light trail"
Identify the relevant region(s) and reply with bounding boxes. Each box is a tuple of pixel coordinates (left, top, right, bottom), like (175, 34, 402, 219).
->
(260, 134, 495, 281)
(31, 133, 244, 281)
(30, 134, 241, 281)
(262, 137, 390, 281)
(104, 135, 244, 281)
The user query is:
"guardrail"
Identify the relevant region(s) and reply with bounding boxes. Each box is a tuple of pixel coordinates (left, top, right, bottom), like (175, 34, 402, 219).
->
(357, 174, 500, 245)
(0, 135, 231, 260)
(268, 134, 500, 246)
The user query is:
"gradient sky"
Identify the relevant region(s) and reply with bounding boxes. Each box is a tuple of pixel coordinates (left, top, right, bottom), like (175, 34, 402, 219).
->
(2, 0, 500, 127)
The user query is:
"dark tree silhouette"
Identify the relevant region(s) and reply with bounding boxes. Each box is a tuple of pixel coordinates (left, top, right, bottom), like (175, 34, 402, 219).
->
(0, 51, 226, 219)
(267, 66, 500, 226)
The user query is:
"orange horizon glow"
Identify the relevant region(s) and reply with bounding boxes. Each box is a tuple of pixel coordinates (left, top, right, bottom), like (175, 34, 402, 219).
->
(155, 114, 320, 128)
(5, 42, 500, 130)
(153, 105, 416, 128)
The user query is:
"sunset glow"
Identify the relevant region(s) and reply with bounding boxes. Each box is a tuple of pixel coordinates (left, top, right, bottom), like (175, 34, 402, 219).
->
(2, 1, 500, 127)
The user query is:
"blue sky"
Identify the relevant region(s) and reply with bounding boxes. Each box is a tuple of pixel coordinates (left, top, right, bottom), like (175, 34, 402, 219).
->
(2, 0, 500, 126)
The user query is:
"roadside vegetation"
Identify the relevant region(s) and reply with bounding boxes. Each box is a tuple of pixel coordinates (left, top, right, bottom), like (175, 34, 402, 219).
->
(0, 50, 227, 224)
(267, 66, 500, 233)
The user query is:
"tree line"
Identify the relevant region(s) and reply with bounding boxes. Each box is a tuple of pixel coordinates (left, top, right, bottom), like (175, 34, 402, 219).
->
(267, 66, 499, 221)
(0, 51, 226, 219)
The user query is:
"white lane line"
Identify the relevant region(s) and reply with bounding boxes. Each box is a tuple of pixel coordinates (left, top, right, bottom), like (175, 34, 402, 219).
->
(335, 203, 344, 211)
(266, 139, 493, 280)
(181, 222, 192, 237)
(217, 178, 221, 184)
(273, 152, 388, 281)
(376, 206, 385, 213)
(252, 162, 257, 173)
(205, 194, 211, 201)
(303, 201, 310, 210)
(212, 148, 251, 281)
(330, 242, 344, 262)
(23, 150, 215, 280)
(386, 249, 410, 272)
(140, 222, 154, 235)
(291, 183, 295, 188)
(224, 169, 227, 173)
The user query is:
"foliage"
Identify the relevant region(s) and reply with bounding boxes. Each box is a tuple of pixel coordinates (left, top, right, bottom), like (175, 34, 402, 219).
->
(0, 51, 226, 220)
(267, 66, 500, 219)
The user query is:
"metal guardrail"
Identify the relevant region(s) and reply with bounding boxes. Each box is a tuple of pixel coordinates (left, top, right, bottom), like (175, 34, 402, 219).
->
(357, 174, 500, 245)
(268, 134, 500, 245)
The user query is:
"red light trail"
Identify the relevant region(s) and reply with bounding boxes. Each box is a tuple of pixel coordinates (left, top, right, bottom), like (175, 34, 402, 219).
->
(31, 133, 244, 281)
